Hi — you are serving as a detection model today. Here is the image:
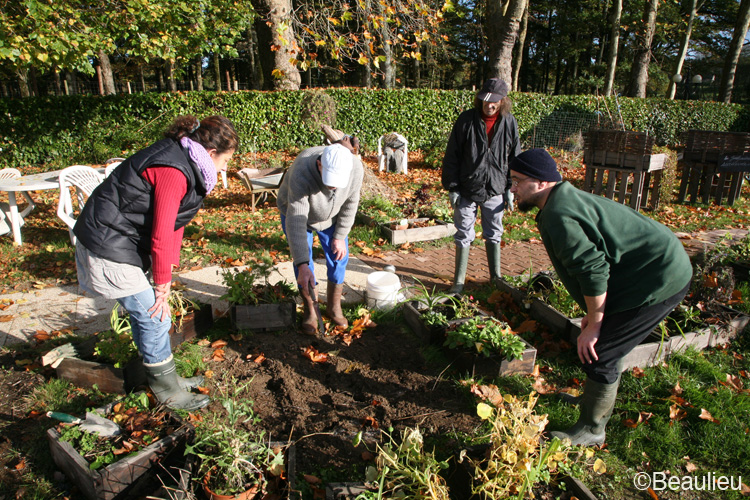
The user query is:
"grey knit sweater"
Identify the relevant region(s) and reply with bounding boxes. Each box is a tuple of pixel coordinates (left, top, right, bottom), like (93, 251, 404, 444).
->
(277, 146, 364, 267)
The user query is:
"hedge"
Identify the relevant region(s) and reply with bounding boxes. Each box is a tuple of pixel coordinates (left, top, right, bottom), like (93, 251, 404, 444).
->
(0, 89, 747, 169)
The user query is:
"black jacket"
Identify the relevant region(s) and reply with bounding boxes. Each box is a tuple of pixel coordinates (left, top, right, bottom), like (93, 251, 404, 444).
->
(442, 108, 521, 203)
(74, 138, 207, 270)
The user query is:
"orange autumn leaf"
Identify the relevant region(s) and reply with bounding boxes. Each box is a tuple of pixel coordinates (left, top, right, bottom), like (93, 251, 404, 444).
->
(362, 416, 379, 428)
(197, 386, 210, 395)
(669, 404, 688, 421)
(302, 346, 328, 363)
(702, 273, 718, 288)
(0, 315, 14, 322)
(516, 319, 537, 334)
(631, 366, 646, 378)
(210, 339, 228, 349)
(253, 353, 266, 364)
(671, 382, 683, 395)
(304, 474, 322, 485)
(698, 408, 720, 424)
(212, 349, 225, 361)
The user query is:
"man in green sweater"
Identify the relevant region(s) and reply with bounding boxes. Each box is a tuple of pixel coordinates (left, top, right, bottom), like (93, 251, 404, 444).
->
(278, 140, 364, 334)
(509, 148, 692, 446)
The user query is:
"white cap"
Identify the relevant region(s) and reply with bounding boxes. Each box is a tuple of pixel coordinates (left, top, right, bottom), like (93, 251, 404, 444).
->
(320, 144, 352, 188)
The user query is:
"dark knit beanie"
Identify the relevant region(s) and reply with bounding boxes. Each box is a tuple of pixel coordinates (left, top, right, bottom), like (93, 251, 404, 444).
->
(509, 148, 562, 182)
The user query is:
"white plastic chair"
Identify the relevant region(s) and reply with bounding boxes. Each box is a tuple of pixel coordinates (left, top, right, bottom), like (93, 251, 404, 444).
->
(0, 168, 35, 236)
(57, 165, 104, 245)
(104, 157, 125, 178)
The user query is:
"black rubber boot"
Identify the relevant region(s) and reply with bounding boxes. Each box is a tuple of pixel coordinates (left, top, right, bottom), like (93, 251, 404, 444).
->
(550, 377, 619, 446)
(485, 242, 502, 286)
(450, 245, 470, 294)
(144, 355, 210, 411)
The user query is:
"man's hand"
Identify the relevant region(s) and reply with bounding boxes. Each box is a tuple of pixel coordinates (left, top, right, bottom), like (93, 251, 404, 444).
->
(449, 191, 460, 209)
(577, 316, 601, 364)
(297, 263, 316, 294)
(504, 189, 514, 212)
(331, 238, 347, 261)
(148, 282, 171, 322)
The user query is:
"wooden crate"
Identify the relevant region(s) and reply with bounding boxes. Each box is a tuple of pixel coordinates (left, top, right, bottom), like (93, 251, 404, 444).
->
(230, 301, 296, 331)
(169, 302, 213, 349)
(677, 130, 750, 206)
(402, 295, 489, 345)
(380, 218, 456, 245)
(583, 130, 667, 210)
(47, 402, 192, 500)
(444, 338, 536, 377)
(54, 337, 146, 394)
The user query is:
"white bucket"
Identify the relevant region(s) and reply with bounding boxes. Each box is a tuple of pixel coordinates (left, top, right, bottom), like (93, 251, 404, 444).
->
(366, 271, 401, 309)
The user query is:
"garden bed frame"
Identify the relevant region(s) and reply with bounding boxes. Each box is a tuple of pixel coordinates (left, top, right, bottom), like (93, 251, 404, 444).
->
(379, 217, 456, 245)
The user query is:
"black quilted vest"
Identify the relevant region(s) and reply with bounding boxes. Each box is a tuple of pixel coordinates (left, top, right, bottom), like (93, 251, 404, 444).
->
(74, 138, 207, 270)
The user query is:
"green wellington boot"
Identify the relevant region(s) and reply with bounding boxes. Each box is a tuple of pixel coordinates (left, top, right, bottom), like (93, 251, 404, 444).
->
(485, 242, 502, 286)
(144, 355, 210, 411)
(177, 374, 204, 391)
(449, 245, 470, 294)
(550, 377, 620, 446)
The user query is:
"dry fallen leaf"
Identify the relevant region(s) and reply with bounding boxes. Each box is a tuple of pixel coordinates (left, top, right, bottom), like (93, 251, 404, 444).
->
(211, 349, 226, 361)
(698, 408, 720, 424)
(302, 346, 328, 363)
(669, 404, 688, 421)
(210, 339, 228, 349)
(303, 474, 321, 485)
(631, 366, 646, 378)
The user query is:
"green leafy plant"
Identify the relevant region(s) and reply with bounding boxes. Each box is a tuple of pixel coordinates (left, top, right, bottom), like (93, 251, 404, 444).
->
(362, 426, 450, 500)
(185, 379, 286, 497)
(93, 304, 137, 368)
(444, 317, 526, 360)
(220, 253, 297, 306)
(470, 393, 576, 500)
(359, 195, 404, 224)
(58, 392, 173, 471)
(504, 271, 583, 318)
(168, 287, 200, 332)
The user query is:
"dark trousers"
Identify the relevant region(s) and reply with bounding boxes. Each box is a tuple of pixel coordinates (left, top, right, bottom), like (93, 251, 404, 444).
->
(584, 282, 691, 384)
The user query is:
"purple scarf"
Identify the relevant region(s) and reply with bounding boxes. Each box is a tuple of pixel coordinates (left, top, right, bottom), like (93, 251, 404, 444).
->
(180, 136, 217, 194)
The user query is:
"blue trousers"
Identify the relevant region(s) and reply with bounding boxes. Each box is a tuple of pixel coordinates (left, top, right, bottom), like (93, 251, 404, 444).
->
(281, 215, 349, 285)
(117, 287, 172, 364)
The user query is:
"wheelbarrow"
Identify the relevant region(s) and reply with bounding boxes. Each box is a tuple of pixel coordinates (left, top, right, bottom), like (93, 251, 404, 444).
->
(237, 167, 287, 210)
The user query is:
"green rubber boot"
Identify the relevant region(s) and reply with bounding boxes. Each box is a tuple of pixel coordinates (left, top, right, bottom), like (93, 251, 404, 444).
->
(144, 355, 210, 411)
(449, 245, 470, 294)
(550, 377, 619, 446)
(178, 374, 204, 391)
(485, 242, 502, 286)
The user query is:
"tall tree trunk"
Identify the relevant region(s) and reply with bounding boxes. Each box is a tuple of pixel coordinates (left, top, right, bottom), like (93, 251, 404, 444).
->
(17, 68, 30, 97)
(250, 0, 301, 90)
(98, 50, 116, 95)
(373, 0, 395, 88)
(53, 68, 62, 95)
(167, 60, 177, 92)
(245, 27, 258, 90)
(603, 0, 622, 96)
(627, 0, 658, 98)
(139, 66, 145, 92)
(667, 0, 698, 99)
(512, 5, 529, 91)
(719, 0, 750, 103)
(485, 0, 528, 84)
(195, 60, 203, 91)
(214, 52, 221, 91)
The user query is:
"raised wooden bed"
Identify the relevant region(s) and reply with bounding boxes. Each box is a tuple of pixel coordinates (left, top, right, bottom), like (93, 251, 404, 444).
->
(230, 301, 296, 331)
(170, 301, 213, 348)
(54, 337, 146, 394)
(402, 294, 489, 345)
(496, 279, 750, 371)
(47, 401, 193, 500)
(379, 217, 456, 245)
(444, 337, 537, 377)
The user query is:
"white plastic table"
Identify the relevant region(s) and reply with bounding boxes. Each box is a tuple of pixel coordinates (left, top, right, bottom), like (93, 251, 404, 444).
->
(0, 168, 103, 246)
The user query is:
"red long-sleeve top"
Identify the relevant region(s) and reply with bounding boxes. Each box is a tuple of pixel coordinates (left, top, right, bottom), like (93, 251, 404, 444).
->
(142, 166, 188, 285)
(483, 113, 499, 142)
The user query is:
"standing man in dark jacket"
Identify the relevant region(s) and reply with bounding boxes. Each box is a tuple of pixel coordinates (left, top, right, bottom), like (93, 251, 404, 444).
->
(509, 148, 692, 446)
(442, 78, 521, 293)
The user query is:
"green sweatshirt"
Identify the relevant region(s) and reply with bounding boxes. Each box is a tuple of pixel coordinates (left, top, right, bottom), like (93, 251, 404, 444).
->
(536, 182, 692, 314)
(277, 146, 364, 267)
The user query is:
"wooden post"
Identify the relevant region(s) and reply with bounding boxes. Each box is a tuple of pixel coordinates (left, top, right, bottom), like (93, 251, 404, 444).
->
(63, 79, 69, 95)
(234, 80, 238, 91)
(126, 81, 131, 94)
(226, 70, 231, 91)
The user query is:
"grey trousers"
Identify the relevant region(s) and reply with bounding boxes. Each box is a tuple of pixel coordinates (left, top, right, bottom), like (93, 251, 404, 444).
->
(452, 193, 506, 247)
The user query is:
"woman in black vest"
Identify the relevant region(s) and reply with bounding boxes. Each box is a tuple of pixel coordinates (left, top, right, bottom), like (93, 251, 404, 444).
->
(75, 115, 238, 410)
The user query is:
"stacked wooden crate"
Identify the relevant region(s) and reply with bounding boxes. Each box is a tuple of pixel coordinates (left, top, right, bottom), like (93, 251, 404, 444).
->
(583, 129, 667, 210)
(677, 130, 750, 206)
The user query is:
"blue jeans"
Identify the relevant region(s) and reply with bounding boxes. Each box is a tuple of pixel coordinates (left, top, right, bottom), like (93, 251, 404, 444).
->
(281, 215, 349, 285)
(453, 193, 505, 247)
(117, 287, 172, 364)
